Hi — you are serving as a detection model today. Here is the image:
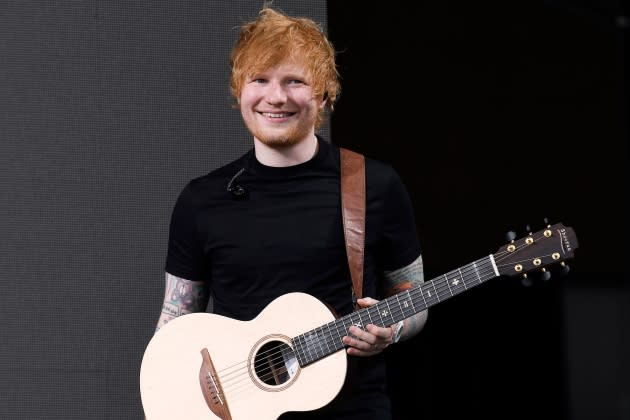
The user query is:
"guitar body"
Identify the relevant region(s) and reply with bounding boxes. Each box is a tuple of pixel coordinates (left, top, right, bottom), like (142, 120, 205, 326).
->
(140, 292, 348, 420)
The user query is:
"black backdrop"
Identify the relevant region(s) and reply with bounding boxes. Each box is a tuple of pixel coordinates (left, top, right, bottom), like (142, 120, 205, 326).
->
(1, 1, 627, 419)
(328, 1, 627, 420)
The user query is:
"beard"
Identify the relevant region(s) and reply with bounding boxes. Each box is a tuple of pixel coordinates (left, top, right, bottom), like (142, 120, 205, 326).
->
(244, 107, 319, 148)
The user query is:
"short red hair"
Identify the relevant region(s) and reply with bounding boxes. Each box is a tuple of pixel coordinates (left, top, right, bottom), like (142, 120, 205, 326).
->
(230, 7, 340, 129)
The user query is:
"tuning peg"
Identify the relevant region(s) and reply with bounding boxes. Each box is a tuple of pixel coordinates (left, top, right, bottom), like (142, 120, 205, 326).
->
(520, 274, 533, 287)
(525, 224, 532, 234)
(541, 268, 552, 281)
(505, 231, 517, 242)
(561, 262, 570, 275)
(543, 217, 551, 226)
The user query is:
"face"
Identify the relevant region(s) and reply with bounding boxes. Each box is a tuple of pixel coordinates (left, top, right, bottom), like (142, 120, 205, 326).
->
(239, 61, 325, 147)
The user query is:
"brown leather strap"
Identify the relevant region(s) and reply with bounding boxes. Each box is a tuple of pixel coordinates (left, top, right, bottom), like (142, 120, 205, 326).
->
(340, 148, 366, 307)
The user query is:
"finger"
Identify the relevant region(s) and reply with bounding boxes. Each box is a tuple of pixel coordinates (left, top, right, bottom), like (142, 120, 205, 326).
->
(345, 339, 382, 356)
(365, 324, 397, 347)
(348, 325, 377, 344)
(344, 329, 375, 349)
(356, 296, 379, 307)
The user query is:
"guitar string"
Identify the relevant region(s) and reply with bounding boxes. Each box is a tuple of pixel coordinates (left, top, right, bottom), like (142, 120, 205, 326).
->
(218, 237, 550, 396)
(217, 261, 500, 397)
(220, 229, 550, 379)
(218, 258, 501, 395)
(221, 264, 525, 398)
(219, 248, 539, 396)
(213, 231, 556, 397)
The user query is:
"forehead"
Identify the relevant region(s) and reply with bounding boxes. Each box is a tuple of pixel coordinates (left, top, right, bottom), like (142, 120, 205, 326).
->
(250, 60, 310, 78)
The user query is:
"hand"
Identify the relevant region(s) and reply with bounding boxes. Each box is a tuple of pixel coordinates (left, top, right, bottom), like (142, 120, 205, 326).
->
(342, 297, 398, 357)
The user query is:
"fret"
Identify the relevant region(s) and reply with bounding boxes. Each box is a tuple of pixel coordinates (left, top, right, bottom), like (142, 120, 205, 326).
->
(313, 328, 325, 360)
(446, 270, 466, 295)
(355, 310, 366, 329)
(473, 261, 482, 284)
(422, 283, 436, 306)
(410, 293, 421, 315)
(296, 334, 311, 365)
(348, 311, 364, 330)
(438, 276, 452, 301)
(324, 322, 333, 348)
(337, 318, 347, 342)
(329, 320, 343, 347)
(417, 284, 428, 309)
(365, 306, 374, 324)
(320, 325, 332, 354)
(444, 274, 454, 296)
(391, 295, 402, 322)
(371, 304, 385, 326)
(431, 280, 440, 302)
(405, 289, 417, 316)
(366, 306, 378, 326)
(394, 292, 409, 321)
(293, 336, 304, 366)
(457, 268, 467, 290)
(381, 299, 394, 326)
(303, 329, 325, 364)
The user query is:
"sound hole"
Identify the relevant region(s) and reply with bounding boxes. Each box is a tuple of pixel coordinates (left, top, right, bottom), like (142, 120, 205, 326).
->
(254, 340, 298, 386)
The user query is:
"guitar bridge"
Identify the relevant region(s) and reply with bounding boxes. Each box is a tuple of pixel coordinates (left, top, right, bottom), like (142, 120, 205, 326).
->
(199, 348, 232, 420)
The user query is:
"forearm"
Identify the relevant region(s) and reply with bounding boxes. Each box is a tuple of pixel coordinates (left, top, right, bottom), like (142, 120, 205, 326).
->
(397, 310, 427, 342)
(384, 254, 428, 342)
(155, 272, 209, 332)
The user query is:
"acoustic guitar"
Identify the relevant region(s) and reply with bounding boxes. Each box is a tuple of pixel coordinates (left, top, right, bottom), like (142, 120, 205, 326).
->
(140, 222, 578, 420)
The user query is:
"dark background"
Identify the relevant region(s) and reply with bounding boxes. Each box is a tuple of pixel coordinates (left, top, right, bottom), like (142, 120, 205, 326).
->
(0, 1, 328, 419)
(328, 1, 627, 419)
(1, 1, 627, 419)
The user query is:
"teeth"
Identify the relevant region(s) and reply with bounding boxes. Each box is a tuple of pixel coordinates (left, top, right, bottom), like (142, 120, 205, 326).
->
(261, 112, 292, 118)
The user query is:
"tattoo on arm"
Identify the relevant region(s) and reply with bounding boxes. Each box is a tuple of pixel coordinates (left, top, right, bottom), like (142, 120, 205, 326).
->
(383, 255, 428, 341)
(156, 273, 209, 332)
(384, 255, 424, 289)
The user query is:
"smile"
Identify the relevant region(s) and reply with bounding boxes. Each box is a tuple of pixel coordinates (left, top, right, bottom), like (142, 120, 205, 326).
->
(259, 112, 295, 118)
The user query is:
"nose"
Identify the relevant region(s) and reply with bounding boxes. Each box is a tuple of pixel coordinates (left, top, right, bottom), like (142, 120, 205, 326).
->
(266, 81, 288, 105)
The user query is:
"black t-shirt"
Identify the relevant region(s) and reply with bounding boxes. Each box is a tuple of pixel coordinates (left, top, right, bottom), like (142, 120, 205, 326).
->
(165, 137, 421, 418)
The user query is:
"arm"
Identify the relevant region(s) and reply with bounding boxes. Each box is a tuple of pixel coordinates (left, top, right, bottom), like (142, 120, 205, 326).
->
(144, 273, 209, 419)
(382, 254, 427, 342)
(343, 255, 428, 355)
(155, 272, 210, 332)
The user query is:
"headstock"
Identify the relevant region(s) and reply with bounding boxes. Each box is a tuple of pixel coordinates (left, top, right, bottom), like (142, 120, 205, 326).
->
(494, 222, 578, 285)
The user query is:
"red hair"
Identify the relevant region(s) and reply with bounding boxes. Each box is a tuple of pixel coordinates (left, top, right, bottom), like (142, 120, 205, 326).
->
(230, 7, 340, 128)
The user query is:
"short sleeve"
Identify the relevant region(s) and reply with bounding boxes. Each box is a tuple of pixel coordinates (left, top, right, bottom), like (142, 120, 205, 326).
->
(380, 168, 421, 271)
(164, 183, 207, 281)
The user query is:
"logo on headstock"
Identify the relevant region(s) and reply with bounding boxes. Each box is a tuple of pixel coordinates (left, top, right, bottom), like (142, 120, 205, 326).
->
(559, 228, 573, 253)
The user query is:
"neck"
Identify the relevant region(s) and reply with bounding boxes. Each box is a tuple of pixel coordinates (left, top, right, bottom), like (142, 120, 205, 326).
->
(253, 135, 319, 167)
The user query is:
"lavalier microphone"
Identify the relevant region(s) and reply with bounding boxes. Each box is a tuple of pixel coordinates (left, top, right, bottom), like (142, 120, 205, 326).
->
(226, 167, 248, 200)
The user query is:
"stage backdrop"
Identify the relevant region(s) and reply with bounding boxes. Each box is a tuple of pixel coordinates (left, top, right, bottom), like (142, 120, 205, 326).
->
(0, 2, 328, 419)
(328, 2, 628, 420)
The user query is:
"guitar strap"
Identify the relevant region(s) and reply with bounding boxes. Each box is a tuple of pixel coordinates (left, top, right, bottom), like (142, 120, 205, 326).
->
(340, 148, 366, 310)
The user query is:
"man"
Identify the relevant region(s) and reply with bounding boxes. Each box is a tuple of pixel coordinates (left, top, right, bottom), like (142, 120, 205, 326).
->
(153, 7, 427, 419)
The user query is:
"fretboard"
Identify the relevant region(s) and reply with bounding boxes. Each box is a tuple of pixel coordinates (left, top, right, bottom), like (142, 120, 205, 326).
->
(292, 254, 499, 367)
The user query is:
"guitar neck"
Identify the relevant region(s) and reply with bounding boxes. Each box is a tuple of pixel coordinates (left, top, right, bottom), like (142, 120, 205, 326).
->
(293, 255, 499, 367)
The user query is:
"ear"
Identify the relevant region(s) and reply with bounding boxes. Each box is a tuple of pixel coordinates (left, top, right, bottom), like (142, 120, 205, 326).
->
(320, 88, 334, 109)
